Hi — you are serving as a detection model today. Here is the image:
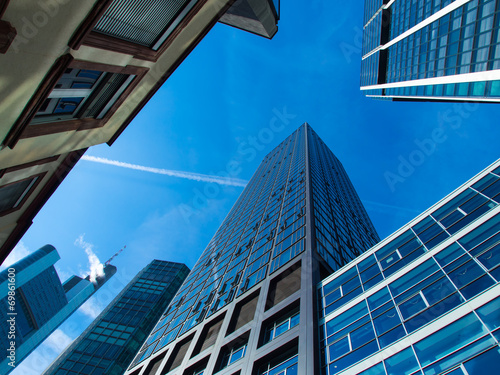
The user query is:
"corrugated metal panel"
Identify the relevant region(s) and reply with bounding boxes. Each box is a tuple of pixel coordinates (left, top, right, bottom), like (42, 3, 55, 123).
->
(94, 0, 193, 48)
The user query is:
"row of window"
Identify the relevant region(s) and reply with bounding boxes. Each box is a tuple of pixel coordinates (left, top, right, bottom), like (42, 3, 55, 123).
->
(389, 0, 455, 42)
(309, 127, 380, 273)
(361, 51, 382, 87)
(319, 169, 500, 317)
(135, 129, 308, 364)
(386, 0, 500, 82)
(384, 79, 500, 98)
(363, 11, 383, 56)
(131, 267, 301, 373)
(363, 0, 385, 27)
(319, 207, 500, 374)
(357, 297, 500, 375)
(48, 262, 188, 375)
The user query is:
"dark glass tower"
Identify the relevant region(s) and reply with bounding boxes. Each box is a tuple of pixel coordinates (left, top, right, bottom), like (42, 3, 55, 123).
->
(42, 260, 189, 375)
(361, 0, 500, 102)
(0, 245, 116, 374)
(124, 124, 380, 375)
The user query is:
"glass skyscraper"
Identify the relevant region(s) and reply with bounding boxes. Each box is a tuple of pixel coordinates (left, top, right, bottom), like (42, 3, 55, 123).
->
(124, 123, 380, 375)
(0, 245, 116, 374)
(361, 0, 500, 102)
(318, 159, 500, 375)
(42, 260, 189, 375)
(123, 124, 500, 375)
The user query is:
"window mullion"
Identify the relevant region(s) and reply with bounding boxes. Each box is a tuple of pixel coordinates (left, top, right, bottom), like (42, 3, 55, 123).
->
(48, 88, 93, 98)
(419, 290, 430, 308)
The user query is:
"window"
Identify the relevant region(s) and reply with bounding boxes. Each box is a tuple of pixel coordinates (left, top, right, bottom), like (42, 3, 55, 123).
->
(5, 56, 148, 148)
(32, 68, 134, 125)
(258, 354, 298, 375)
(328, 322, 377, 362)
(217, 334, 250, 372)
(463, 347, 500, 375)
(71, 0, 202, 61)
(0, 175, 41, 216)
(261, 307, 299, 345)
(183, 356, 209, 375)
(219, 342, 247, 369)
(94, 0, 197, 48)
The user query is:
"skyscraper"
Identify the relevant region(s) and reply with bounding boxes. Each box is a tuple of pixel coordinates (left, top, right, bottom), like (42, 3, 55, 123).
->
(43, 260, 189, 375)
(361, 0, 500, 102)
(124, 124, 380, 375)
(0, 245, 116, 374)
(318, 159, 500, 374)
(123, 125, 500, 375)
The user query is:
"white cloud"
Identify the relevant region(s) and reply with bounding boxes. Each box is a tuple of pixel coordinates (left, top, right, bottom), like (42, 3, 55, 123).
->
(81, 155, 248, 187)
(78, 296, 103, 319)
(0, 241, 32, 270)
(74, 235, 104, 284)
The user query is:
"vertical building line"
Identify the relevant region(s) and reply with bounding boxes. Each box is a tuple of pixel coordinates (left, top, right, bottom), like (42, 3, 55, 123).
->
(299, 122, 321, 374)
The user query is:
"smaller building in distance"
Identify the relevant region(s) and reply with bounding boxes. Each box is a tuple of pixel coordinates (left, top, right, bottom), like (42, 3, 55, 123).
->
(318, 159, 500, 374)
(361, 0, 500, 102)
(43, 260, 190, 375)
(0, 245, 116, 374)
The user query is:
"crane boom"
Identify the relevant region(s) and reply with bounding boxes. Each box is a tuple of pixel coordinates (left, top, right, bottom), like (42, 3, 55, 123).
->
(104, 245, 126, 266)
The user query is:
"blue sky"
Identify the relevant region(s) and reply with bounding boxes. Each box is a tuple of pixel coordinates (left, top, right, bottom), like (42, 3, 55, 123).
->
(3, 0, 500, 373)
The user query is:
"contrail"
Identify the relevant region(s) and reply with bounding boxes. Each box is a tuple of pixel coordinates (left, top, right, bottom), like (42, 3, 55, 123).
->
(81, 155, 248, 187)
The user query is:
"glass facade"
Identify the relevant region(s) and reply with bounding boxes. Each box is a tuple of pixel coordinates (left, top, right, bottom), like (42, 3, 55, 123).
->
(43, 260, 188, 375)
(261, 309, 300, 346)
(318, 161, 500, 375)
(257, 353, 298, 375)
(124, 123, 379, 375)
(361, 0, 500, 102)
(0, 245, 115, 375)
(309, 130, 379, 272)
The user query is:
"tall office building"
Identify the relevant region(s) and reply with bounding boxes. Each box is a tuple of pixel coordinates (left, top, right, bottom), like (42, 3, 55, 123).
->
(43, 260, 189, 375)
(318, 159, 500, 374)
(361, 0, 500, 102)
(124, 125, 500, 375)
(0, 245, 116, 374)
(124, 123, 381, 375)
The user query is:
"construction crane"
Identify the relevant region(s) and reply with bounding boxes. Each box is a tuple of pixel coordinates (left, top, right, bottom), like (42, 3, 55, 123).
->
(104, 245, 126, 266)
